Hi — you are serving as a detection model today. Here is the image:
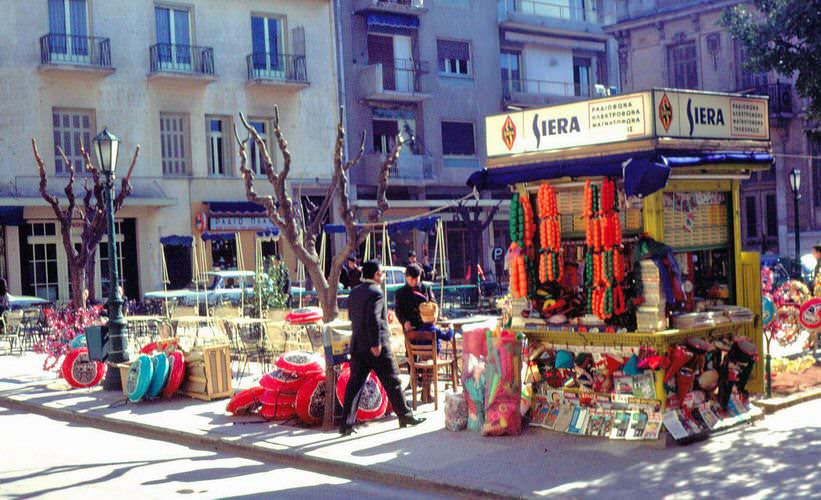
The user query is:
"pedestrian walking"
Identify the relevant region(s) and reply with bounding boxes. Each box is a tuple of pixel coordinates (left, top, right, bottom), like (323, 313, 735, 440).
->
(340, 260, 425, 435)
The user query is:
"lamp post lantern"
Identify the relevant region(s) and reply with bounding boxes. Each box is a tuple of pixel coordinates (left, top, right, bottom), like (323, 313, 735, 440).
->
(94, 128, 130, 390)
(789, 168, 801, 273)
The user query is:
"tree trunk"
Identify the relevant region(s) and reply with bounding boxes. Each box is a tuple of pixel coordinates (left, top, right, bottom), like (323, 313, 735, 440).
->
(85, 249, 97, 305)
(69, 262, 86, 309)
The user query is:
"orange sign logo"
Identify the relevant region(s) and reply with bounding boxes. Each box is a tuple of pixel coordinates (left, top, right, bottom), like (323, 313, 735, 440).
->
(659, 93, 673, 132)
(502, 115, 516, 151)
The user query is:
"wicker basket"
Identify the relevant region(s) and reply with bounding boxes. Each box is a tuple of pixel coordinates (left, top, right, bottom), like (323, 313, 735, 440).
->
(419, 302, 439, 324)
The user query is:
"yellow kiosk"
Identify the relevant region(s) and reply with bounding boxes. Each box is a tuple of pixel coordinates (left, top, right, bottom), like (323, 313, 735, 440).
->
(469, 89, 770, 440)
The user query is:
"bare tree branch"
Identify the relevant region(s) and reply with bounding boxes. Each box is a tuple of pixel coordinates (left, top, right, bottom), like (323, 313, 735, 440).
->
(375, 134, 404, 218)
(31, 139, 62, 217)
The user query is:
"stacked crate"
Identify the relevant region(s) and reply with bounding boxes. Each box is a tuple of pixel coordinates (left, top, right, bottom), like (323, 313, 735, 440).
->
(636, 260, 667, 331)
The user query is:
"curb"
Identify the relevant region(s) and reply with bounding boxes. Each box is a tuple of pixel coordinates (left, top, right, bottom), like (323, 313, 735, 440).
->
(753, 387, 821, 414)
(0, 395, 518, 500)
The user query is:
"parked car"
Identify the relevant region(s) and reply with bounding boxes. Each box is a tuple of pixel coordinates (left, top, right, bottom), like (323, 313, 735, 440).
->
(144, 270, 256, 306)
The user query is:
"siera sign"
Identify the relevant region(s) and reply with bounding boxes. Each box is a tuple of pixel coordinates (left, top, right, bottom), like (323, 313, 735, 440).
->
(485, 89, 769, 159)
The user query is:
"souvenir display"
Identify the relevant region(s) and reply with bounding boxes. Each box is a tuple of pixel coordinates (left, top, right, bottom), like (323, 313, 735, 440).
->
(162, 351, 186, 398)
(146, 353, 171, 399)
(444, 389, 468, 431)
(295, 374, 327, 425)
(126, 354, 154, 402)
(227, 386, 265, 415)
(61, 347, 106, 389)
(335, 363, 388, 421)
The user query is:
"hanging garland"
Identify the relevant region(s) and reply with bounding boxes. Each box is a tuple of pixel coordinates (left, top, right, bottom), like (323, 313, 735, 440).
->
(537, 184, 562, 284)
(583, 178, 626, 321)
(509, 191, 537, 299)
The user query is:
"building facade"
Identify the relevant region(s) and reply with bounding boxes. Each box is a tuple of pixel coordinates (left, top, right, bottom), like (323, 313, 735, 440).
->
(0, 0, 340, 302)
(607, 0, 821, 257)
(335, 0, 620, 282)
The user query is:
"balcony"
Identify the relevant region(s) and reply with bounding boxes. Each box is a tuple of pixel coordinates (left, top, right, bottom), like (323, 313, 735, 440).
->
(355, 152, 434, 186)
(355, 0, 427, 15)
(360, 59, 430, 103)
(148, 43, 215, 82)
(38, 34, 113, 75)
(246, 53, 309, 89)
(497, 0, 600, 31)
(502, 77, 593, 108)
(754, 82, 793, 116)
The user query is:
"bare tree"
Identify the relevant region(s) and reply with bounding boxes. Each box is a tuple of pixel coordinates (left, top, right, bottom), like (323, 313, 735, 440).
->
(32, 139, 140, 308)
(236, 107, 403, 322)
(453, 198, 502, 285)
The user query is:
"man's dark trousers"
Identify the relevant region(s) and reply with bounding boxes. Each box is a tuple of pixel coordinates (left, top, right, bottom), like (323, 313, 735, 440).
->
(342, 351, 412, 426)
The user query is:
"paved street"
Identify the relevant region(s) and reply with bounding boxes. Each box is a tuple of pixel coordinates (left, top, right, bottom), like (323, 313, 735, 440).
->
(0, 406, 438, 500)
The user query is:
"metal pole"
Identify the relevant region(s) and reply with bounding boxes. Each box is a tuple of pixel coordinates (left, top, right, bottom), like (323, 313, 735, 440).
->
(793, 189, 800, 275)
(103, 172, 130, 390)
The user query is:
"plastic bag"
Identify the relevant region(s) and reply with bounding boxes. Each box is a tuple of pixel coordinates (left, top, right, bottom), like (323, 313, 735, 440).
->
(462, 326, 489, 431)
(444, 389, 468, 431)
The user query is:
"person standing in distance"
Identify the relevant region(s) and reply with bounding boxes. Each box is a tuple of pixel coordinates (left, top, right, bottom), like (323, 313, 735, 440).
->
(340, 260, 425, 436)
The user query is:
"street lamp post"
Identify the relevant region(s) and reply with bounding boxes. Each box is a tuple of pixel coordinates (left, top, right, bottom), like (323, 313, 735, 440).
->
(94, 128, 130, 391)
(789, 168, 801, 272)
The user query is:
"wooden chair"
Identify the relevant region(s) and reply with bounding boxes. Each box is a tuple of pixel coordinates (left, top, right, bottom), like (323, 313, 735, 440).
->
(403, 330, 458, 411)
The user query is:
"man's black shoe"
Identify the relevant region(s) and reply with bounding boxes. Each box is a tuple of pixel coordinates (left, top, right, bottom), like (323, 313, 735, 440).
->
(398, 416, 426, 428)
(339, 426, 356, 436)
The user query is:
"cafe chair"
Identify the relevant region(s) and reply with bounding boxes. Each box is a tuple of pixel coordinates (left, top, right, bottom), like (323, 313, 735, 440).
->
(404, 330, 458, 411)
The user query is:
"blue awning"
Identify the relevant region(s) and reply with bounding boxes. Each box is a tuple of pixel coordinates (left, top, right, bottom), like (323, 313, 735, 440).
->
(0, 206, 24, 226)
(467, 151, 773, 198)
(324, 216, 440, 235)
(256, 228, 280, 239)
(206, 201, 266, 215)
(366, 12, 419, 29)
(160, 235, 193, 247)
(201, 232, 236, 242)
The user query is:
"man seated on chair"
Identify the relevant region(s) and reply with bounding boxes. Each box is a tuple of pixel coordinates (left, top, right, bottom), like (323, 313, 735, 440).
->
(396, 264, 452, 350)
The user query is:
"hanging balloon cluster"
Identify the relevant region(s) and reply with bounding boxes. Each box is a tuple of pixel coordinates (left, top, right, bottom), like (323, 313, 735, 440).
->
(537, 185, 562, 284)
(583, 179, 626, 320)
(509, 192, 536, 298)
(762, 266, 810, 347)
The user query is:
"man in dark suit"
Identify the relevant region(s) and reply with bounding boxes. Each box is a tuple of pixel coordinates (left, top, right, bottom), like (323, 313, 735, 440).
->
(340, 260, 425, 436)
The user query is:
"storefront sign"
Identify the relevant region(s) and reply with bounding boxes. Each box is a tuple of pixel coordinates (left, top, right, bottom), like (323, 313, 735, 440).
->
(209, 216, 275, 232)
(485, 90, 769, 159)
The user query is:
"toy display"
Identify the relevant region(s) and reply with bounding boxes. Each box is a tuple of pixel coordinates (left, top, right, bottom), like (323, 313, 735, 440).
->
(61, 347, 106, 389)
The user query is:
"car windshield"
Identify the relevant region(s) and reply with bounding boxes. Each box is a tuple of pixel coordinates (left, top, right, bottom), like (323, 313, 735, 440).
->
(208, 275, 253, 290)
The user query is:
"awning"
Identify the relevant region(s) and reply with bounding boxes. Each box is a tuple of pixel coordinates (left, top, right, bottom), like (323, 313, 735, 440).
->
(0, 206, 24, 226)
(160, 235, 193, 247)
(256, 228, 280, 240)
(206, 201, 266, 215)
(324, 216, 440, 236)
(467, 151, 773, 198)
(366, 12, 420, 29)
(201, 232, 236, 241)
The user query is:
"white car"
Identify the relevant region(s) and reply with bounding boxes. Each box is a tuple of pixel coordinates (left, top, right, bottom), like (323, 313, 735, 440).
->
(144, 270, 256, 306)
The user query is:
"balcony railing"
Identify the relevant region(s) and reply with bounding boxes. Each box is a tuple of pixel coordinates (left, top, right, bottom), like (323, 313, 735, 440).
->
(503, 77, 593, 102)
(755, 82, 793, 115)
(40, 33, 111, 68)
(380, 58, 428, 93)
(246, 53, 308, 84)
(356, 152, 433, 184)
(498, 0, 588, 22)
(149, 43, 214, 76)
(358, 0, 425, 9)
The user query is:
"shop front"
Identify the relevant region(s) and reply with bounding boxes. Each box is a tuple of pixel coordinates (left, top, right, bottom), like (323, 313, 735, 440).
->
(466, 88, 771, 442)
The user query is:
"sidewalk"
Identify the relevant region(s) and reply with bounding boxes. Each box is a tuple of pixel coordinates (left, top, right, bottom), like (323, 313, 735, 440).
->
(1, 354, 819, 499)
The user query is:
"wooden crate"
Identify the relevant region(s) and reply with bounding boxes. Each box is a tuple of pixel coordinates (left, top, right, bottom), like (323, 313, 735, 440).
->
(181, 344, 233, 401)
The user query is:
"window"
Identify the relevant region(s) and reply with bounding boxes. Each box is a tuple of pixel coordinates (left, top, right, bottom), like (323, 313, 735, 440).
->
(744, 196, 757, 239)
(500, 50, 521, 92)
(212, 238, 237, 270)
(52, 108, 94, 174)
(155, 5, 191, 68)
(437, 40, 470, 76)
(573, 57, 591, 97)
(160, 113, 189, 176)
(372, 109, 417, 154)
(248, 119, 272, 175)
(765, 194, 777, 238)
(99, 225, 125, 298)
(441, 121, 475, 156)
(373, 120, 399, 154)
(47, 0, 89, 60)
(26, 223, 59, 301)
(736, 42, 767, 90)
(250, 15, 285, 74)
(668, 40, 699, 89)
(206, 116, 232, 177)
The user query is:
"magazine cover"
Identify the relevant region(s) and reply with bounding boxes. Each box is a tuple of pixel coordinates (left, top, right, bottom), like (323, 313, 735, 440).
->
(586, 410, 604, 437)
(554, 404, 575, 433)
(662, 410, 690, 440)
(642, 411, 663, 440)
(610, 410, 631, 439)
(631, 372, 657, 400)
(627, 410, 649, 440)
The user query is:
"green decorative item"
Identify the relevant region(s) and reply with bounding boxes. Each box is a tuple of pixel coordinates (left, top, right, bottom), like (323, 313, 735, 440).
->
(253, 257, 291, 316)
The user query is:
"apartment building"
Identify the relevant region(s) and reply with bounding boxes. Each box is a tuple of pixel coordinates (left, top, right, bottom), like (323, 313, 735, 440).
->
(335, 0, 619, 281)
(606, 0, 821, 257)
(0, 0, 339, 302)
